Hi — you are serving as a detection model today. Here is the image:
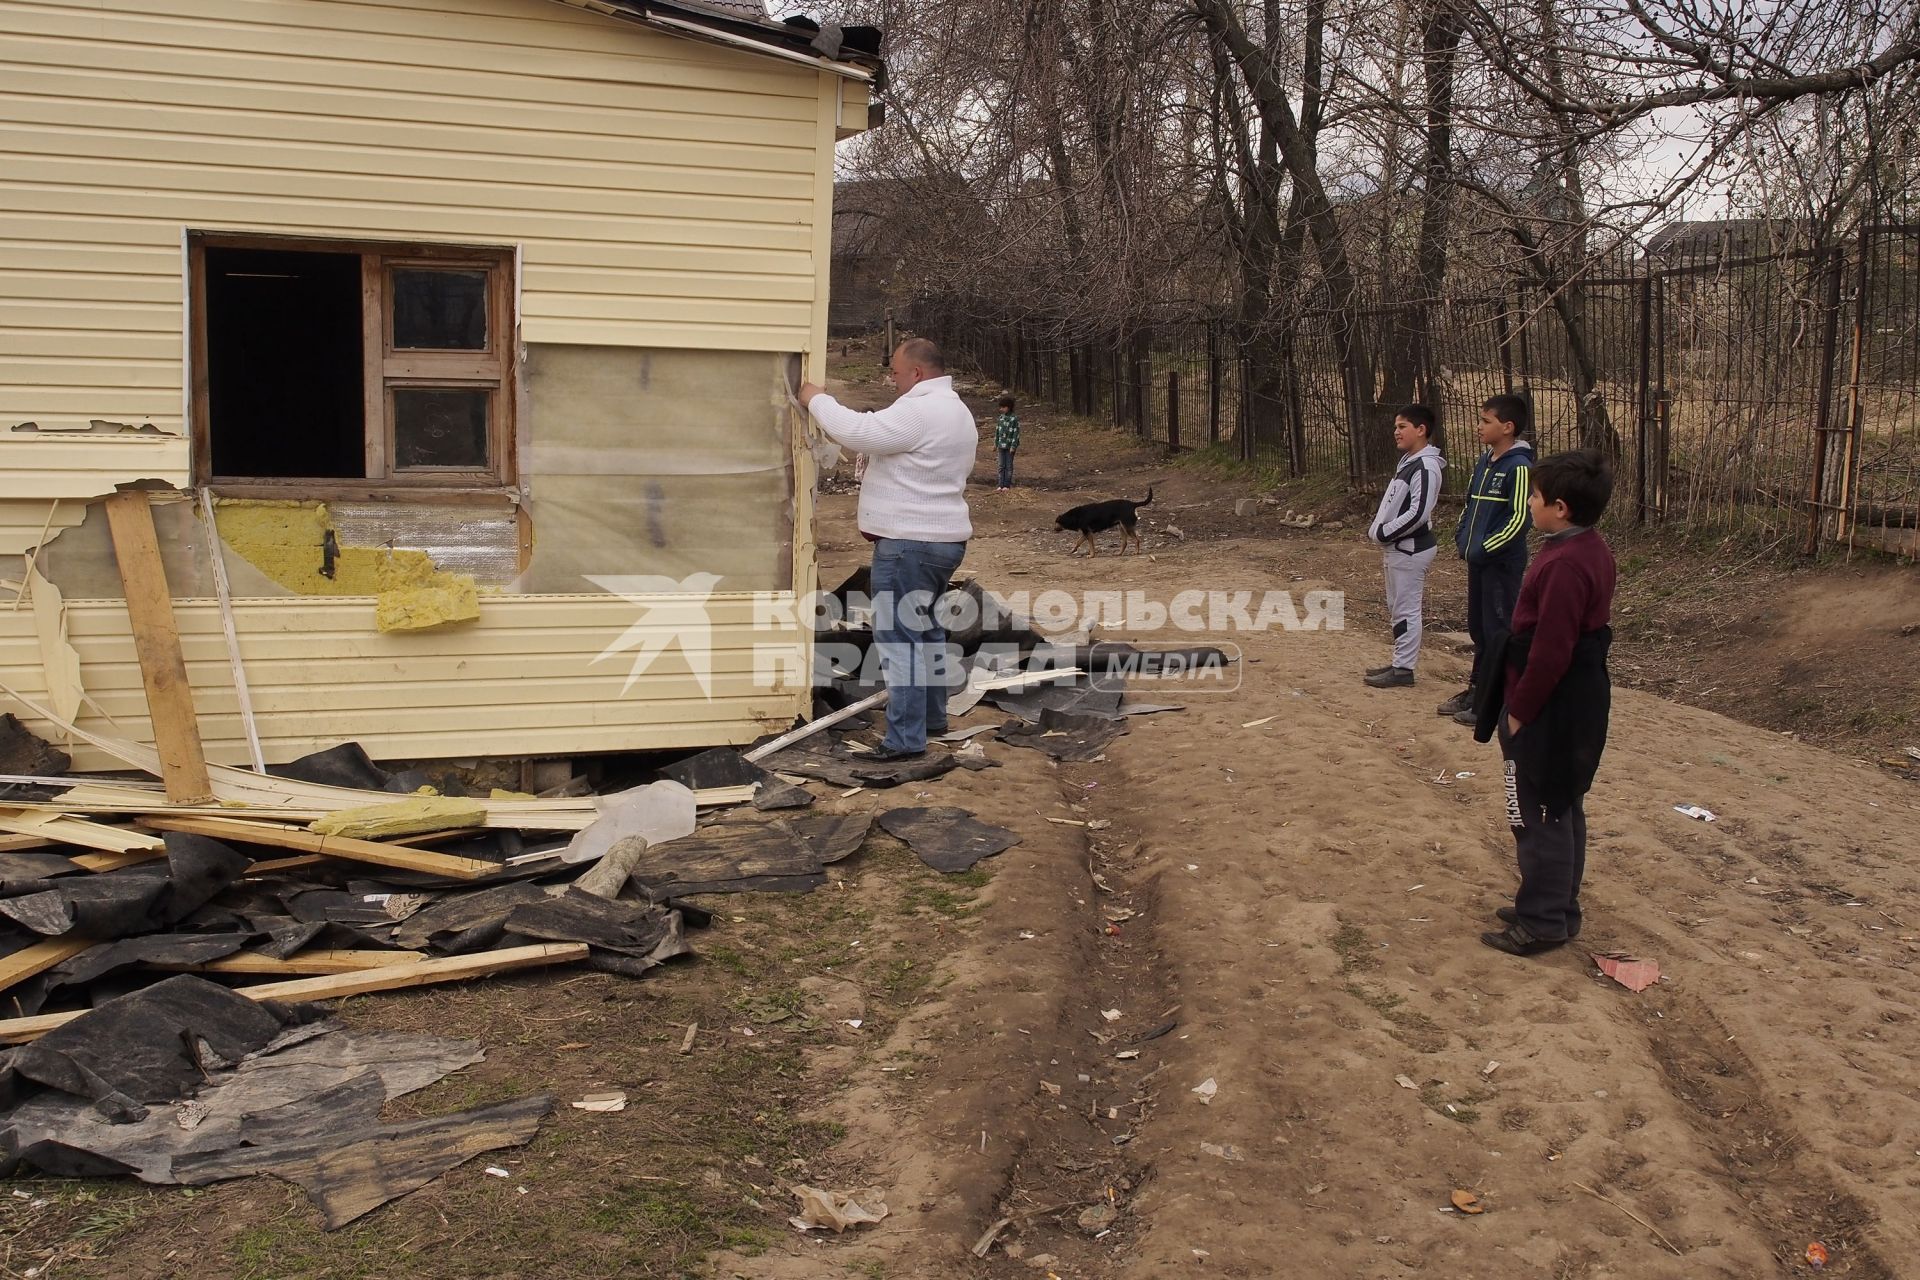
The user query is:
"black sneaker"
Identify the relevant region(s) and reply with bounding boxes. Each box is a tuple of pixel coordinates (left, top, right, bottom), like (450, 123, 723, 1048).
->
(1365, 665, 1396, 679)
(865, 746, 927, 763)
(1437, 688, 1474, 717)
(1496, 906, 1579, 939)
(1452, 707, 1479, 726)
(1480, 924, 1567, 956)
(1364, 667, 1416, 688)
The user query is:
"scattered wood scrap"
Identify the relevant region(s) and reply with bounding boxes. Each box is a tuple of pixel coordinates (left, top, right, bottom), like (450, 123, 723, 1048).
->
(0, 937, 93, 993)
(150, 949, 431, 976)
(0, 943, 589, 1044)
(137, 815, 502, 881)
(0, 683, 750, 830)
(0, 808, 165, 855)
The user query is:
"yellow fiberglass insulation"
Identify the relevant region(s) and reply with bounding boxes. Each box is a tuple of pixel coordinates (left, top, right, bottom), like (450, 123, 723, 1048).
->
(214, 499, 480, 632)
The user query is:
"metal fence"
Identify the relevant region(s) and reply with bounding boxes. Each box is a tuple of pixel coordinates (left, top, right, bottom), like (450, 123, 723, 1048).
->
(919, 226, 1920, 559)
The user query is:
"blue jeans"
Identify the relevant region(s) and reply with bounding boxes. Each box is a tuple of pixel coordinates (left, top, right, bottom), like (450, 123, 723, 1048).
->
(997, 448, 1015, 488)
(870, 537, 967, 753)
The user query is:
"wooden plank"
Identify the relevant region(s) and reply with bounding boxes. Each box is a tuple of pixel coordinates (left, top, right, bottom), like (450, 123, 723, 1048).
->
(102, 489, 213, 804)
(388, 828, 487, 847)
(136, 815, 502, 880)
(0, 943, 589, 1043)
(239, 854, 331, 877)
(0, 937, 93, 994)
(197, 489, 266, 773)
(0, 810, 167, 855)
(70, 849, 167, 873)
(150, 949, 429, 976)
(0, 833, 54, 852)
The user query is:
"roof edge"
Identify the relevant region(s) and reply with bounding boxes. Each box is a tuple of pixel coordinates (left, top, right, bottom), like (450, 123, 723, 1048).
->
(547, 0, 883, 82)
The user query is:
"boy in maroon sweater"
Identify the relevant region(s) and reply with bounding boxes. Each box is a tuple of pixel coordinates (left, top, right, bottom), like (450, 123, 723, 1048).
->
(1472, 450, 1618, 956)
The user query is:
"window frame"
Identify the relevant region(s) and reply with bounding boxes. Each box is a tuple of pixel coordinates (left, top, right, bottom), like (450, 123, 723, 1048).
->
(188, 233, 516, 499)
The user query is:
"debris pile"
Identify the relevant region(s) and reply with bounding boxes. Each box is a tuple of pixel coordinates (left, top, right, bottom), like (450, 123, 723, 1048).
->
(0, 567, 1209, 1226)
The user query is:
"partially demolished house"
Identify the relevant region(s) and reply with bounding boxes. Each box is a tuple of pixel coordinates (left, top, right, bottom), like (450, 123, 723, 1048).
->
(0, 0, 882, 769)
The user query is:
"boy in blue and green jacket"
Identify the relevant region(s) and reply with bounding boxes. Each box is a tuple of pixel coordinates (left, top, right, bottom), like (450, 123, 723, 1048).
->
(1439, 393, 1533, 726)
(994, 395, 1020, 491)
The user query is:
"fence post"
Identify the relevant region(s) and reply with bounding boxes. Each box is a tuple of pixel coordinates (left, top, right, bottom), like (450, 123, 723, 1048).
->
(1804, 246, 1845, 556)
(1239, 357, 1254, 464)
(1167, 370, 1180, 451)
(1493, 299, 1514, 394)
(1635, 275, 1652, 526)
(1838, 236, 1872, 543)
(1207, 327, 1222, 444)
(1135, 350, 1150, 439)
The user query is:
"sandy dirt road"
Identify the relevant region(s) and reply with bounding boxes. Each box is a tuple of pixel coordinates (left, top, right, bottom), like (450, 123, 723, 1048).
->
(766, 371, 1920, 1280)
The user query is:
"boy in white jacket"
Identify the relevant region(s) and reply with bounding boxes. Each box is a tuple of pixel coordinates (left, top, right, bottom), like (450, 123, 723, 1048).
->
(1364, 405, 1445, 688)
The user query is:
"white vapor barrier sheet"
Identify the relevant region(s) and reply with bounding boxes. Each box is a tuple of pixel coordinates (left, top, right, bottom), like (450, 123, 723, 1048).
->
(521, 346, 795, 594)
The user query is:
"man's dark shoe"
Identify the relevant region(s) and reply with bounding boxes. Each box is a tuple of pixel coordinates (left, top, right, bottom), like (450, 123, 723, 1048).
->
(864, 746, 927, 763)
(1365, 664, 1395, 678)
(1451, 707, 1478, 726)
(1480, 924, 1567, 957)
(1437, 688, 1474, 717)
(1495, 906, 1580, 938)
(1364, 666, 1416, 688)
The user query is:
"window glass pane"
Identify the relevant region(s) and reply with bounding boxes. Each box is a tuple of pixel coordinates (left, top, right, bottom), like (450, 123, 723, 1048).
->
(394, 388, 490, 469)
(392, 269, 488, 350)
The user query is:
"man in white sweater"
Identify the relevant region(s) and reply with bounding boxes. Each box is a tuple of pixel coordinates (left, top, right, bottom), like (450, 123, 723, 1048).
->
(799, 339, 977, 759)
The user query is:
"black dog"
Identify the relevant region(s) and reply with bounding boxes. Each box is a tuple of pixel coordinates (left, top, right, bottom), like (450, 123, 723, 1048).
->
(1055, 487, 1154, 556)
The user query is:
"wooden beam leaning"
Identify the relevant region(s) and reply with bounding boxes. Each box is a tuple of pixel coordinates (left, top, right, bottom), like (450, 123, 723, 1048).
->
(136, 815, 501, 881)
(102, 489, 214, 804)
(0, 943, 590, 1043)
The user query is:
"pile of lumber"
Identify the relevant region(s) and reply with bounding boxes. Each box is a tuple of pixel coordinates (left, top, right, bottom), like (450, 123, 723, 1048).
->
(0, 707, 768, 1044)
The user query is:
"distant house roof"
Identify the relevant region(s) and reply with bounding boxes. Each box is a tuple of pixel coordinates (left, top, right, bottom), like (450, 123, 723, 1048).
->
(548, 0, 885, 82)
(1644, 218, 1801, 259)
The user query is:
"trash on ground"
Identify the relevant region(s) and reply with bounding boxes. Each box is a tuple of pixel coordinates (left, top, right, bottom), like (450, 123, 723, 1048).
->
(1076, 1202, 1118, 1234)
(876, 806, 1020, 873)
(1449, 1189, 1486, 1215)
(1806, 1241, 1830, 1269)
(788, 1184, 890, 1232)
(1593, 951, 1661, 993)
(1199, 1141, 1243, 1161)
(1674, 804, 1718, 822)
(998, 708, 1129, 762)
(571, 1091, 627, 1113)
(0, 976, 547, 1228)
(1191, 1077, 1218, 1104)
(1395, 1074, 1419, 1090)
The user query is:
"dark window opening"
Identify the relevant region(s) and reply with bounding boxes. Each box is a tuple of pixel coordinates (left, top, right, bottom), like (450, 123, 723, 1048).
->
(193, 235, 513, 490)
(205, 247, 364, 479)
(394, 387, 491, 469)
(392, 268, 488, 350)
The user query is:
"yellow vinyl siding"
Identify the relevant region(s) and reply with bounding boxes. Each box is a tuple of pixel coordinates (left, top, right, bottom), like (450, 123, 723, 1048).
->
(0, 0, 831, 432)
(0, 0, 840, 758)
(0, 593, 810, 769)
